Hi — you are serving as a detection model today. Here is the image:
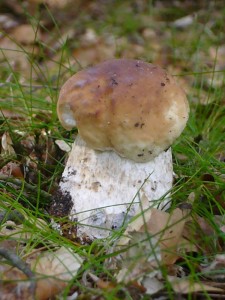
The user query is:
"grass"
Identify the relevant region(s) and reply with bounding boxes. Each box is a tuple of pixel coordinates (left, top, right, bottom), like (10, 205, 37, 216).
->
(0, 1, 225, 299)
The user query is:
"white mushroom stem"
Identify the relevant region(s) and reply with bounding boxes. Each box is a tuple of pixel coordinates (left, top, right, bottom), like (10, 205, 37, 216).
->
(59, 135, 173, 242)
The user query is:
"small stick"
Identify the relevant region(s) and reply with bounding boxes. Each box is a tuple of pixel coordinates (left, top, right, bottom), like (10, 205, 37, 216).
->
(0, 175, 51, 200)
(0, 248, 36, 298)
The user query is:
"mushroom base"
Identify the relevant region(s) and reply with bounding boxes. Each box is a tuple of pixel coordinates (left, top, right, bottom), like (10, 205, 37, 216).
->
(57, 135, 173, 242)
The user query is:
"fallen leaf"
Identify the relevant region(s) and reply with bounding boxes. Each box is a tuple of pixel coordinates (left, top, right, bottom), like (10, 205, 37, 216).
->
(33, 246, 83, 300)
(115, 198, 189, 284)
(144, 208, 188, 264)
(88, 272, 115, 290)
(20, 134, 36, 151)
(0, 268, 33, 300)
(0, 247, 83, 300)
(80, 28, 99, 47)
(0, 161, 24, 178)
(142, 275, 164, 295)
(169, 277, 224, 294)
(73, 32, 116, 67)
(177, 237, 198, 255)
(55, 139, 72, 152)
(0, 37, 32, 74)
(1, 218, 48, 241)
(1, 132, 16, 157)
(116, 232, 161, 283)
(172, 14, 195, 29)
(209, 45, 225, 67)
(182, 214, 220, 254)
(200, 254, 225, 281)
(10, 24, 41, 45)
(0, 14, 19, 30)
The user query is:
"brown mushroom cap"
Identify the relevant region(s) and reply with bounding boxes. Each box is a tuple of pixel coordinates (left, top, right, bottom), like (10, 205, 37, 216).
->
(57, 59, 189, 162)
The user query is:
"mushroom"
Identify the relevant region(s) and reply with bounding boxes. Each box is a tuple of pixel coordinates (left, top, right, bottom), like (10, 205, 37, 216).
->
(55, 59, 189, 242)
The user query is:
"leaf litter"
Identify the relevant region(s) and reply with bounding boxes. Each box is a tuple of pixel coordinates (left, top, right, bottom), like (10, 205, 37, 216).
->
(0, 0, 225, 299)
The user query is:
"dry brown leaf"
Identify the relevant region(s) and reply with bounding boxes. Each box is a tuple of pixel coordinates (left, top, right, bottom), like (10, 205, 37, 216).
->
(73, 31, 116, 68)
(73, 43, 116, 68)
(209, 45, 225, 67)
(142, 275, 164, 295)
(115, 198, 160, 282)
(200, 254, 225, 281)
(80, 28, 99, 47)
(182, 215, 220, 254)
(167, 65, 193, 95)
(0, 107, 25, 119)
(169, 277, 224, 294)
(117, 197, 153, 247)
(1, 132, 16, 157)
(173, 14, 195, 29)
(177, 237, 198, 254)
(88, 273, 115, 290)
(115, 198, 188, 284)
(0, 161, 24, 178)
(10, 24, 41, 45)
(20, 134, 36, 151)
(116, 233, 161, 283)
(0, 37, 31, 72)
(205, 69, 225, 89)
(0, 14, 19, 30)
(144, 208, 188, 264)
(32, 246, 83, 300)
(0, 268, 33, 300)
(55, 140, 72, 152)
(0, 219, 48, 241)
(0, 247, 83, 300)
(0, 239, 19, 253)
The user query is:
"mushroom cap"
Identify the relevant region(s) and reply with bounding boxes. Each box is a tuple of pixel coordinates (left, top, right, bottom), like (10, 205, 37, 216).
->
(57, 59, 189, 162)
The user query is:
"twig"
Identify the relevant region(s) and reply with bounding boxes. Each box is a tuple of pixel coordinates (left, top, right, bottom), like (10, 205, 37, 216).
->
(0, 175, 51, 200)
(0, 248, 36, 299)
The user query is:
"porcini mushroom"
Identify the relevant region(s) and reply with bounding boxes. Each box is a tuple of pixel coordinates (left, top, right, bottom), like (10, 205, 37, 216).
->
(55, 59, 189, 242)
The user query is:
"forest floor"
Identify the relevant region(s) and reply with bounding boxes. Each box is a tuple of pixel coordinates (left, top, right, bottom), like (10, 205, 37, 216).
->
(0, 1, 225, 299)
